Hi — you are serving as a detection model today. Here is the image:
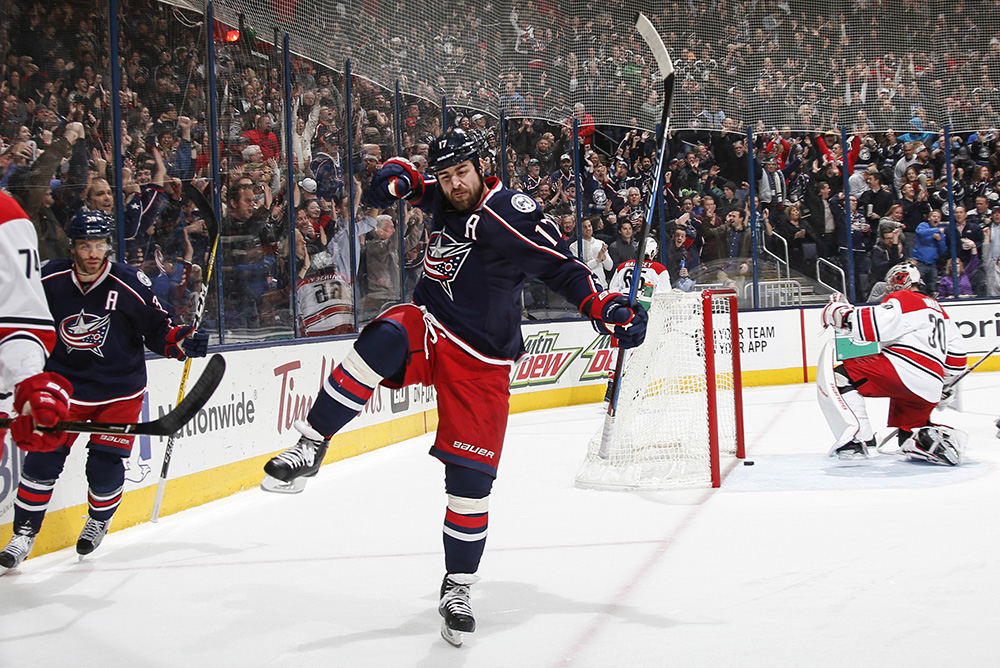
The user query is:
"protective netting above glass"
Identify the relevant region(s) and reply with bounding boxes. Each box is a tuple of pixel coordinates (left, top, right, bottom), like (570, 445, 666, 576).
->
(168, 0, 1000, 134)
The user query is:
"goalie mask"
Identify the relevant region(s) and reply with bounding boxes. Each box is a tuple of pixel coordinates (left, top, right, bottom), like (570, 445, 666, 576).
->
(885, 262, 921, 292)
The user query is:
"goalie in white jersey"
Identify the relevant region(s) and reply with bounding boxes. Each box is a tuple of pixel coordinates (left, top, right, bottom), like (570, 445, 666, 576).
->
(819, 263, 968, 465)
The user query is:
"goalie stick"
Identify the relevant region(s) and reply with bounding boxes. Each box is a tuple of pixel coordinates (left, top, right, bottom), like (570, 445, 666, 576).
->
(151, 183, 222, 522)
(0, 354, 226, 436)
(600, 13, 674, 457)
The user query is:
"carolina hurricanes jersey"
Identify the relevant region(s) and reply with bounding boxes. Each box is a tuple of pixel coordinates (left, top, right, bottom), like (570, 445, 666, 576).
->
(41, 259, 179, 404)
(409, 175, 603, 361)
(0, 192, 56, 396)
(607, 260, 671, 311)
(847, 289, 967, 403)
(297, 271, 355, 336)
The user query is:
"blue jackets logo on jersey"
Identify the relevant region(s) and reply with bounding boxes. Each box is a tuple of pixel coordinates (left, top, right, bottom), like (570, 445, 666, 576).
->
(424, 230, 473, 300)
(59, 309, 113, 357)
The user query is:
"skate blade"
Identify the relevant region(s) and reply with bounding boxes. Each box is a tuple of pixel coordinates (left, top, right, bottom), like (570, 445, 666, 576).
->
(260, 475, 308, 494)
(441, 620, 464, 647)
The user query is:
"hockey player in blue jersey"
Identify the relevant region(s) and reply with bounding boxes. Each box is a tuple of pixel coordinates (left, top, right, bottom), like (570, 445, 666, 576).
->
(0, 210, 209, 572)
(261, 129, 648, 645)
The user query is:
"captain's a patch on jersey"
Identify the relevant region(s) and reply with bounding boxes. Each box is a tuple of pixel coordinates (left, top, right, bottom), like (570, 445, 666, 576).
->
(511, 193, 537, 213)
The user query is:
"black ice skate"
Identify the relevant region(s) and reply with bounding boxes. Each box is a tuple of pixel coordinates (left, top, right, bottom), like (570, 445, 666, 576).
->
(0, 525, 37, 573)
(261, 421, 329, 494)
(830, 438, 876, 461)
(439, 573, 478, 647)
(77, 518, 111, 558)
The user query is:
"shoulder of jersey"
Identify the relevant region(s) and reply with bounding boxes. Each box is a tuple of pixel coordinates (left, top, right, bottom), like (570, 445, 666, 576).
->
(486, 187, 540, 219)
(0, 190, 29, 225)
(112, 262, 154, 290)
(884, 289, 932, 312)
(41, 258, 72, 278)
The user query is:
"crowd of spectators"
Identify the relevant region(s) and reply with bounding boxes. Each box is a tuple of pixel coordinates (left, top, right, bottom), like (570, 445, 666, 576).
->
(3, 0, 1000, 347)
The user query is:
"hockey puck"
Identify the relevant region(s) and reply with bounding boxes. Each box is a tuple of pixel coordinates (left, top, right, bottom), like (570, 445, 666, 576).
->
(743, 460, 755, 466)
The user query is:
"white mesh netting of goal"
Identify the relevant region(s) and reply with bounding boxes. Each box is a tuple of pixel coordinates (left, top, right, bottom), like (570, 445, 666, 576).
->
(575, 289, 743, 491)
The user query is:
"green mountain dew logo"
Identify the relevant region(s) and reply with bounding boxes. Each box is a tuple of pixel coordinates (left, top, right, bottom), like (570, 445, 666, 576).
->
(579, 333, 616, 380)
(511, 331, 581, 388)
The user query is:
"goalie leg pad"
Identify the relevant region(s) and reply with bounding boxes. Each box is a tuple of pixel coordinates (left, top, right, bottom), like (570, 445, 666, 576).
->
(900, 426, 964, 466)
(816, 341, 873, 452)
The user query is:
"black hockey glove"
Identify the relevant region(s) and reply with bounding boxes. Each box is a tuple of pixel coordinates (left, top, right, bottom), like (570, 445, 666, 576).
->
(164, 326, 209, 360)
(581, 291, 648, 349)
(364, 158, 425, 208)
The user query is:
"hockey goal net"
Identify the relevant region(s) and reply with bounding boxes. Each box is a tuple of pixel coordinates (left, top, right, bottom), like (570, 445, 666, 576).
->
(575, 289, 745, 490)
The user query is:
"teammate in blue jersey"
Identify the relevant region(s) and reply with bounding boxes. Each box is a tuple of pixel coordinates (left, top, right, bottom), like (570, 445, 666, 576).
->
(0, 210, 209, 572)
(261, 129, 648, 645)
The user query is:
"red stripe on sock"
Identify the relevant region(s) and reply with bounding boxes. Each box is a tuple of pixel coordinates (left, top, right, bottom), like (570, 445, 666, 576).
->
(331, 366, 374, 401)
(18, 489, 52, 504)
(445, 509, 488, 529)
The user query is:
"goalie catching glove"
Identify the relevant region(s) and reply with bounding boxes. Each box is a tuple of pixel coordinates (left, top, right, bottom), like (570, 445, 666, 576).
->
(364, 158, 426, 208)
(821, 293, 854, 330)
(580, 291, 648, 349)
(163, 326, 209, 360)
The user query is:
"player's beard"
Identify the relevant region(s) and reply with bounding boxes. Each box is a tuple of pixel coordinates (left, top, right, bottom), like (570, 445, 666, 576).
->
(447, 178, 485, 212)
(74, 254, 109, 281)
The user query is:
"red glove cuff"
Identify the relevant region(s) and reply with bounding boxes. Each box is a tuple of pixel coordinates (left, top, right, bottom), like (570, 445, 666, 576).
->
(164, 325, 194, 360)
(13, 372, 73, 427)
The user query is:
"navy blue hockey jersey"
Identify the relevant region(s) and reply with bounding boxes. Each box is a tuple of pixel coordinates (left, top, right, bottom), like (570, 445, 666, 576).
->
(41, 259, 178, 403)
(410, 175, 603, 360)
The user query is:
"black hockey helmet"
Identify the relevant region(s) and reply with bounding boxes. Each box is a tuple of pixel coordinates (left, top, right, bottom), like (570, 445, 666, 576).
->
(428, 129, 480, 174)
(67, 209, 115, 243)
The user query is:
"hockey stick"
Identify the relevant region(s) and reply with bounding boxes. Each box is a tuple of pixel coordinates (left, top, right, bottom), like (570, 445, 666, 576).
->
(151, 183, 221, 522)
(0, 354, 226, 436)
(599, 13, 674, 457)
(944, 346, 997, 390)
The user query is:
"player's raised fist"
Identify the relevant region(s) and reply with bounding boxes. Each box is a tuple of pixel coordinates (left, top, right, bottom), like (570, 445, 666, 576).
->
(364, 158, 425, 208)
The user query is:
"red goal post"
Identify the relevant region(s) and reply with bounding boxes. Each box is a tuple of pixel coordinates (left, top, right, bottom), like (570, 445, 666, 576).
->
(575, 288, 745, 490)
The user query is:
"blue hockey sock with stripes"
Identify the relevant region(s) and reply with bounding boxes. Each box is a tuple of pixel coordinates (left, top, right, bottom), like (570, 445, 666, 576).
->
(306, 321, 407, 437)
(13, 448, 70, 534)
(442, 463, 494, 574)
(85, 449, 126, 522)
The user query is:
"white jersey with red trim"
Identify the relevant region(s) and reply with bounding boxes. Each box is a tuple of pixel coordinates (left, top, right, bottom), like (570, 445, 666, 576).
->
(607, 260, 670, 311)
(296, 271, 355, 336)
(847, 289, 967, 403)
(0, 191, 56, 398)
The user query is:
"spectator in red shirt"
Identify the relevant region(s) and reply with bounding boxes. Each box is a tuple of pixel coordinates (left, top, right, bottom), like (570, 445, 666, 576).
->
(572, 102, 595, 148)
(241, 114, 279, 161)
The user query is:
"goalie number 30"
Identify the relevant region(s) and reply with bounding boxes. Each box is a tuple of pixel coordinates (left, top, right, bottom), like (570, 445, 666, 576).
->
(927, 313, 946, 351)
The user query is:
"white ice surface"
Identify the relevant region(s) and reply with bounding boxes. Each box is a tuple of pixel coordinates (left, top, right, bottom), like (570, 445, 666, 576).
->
(2, 375, 1000, 667)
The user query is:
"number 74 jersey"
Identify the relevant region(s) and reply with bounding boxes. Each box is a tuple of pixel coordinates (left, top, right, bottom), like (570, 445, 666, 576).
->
(0, 193, 56, 397)
(846, 290, 967, 403)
